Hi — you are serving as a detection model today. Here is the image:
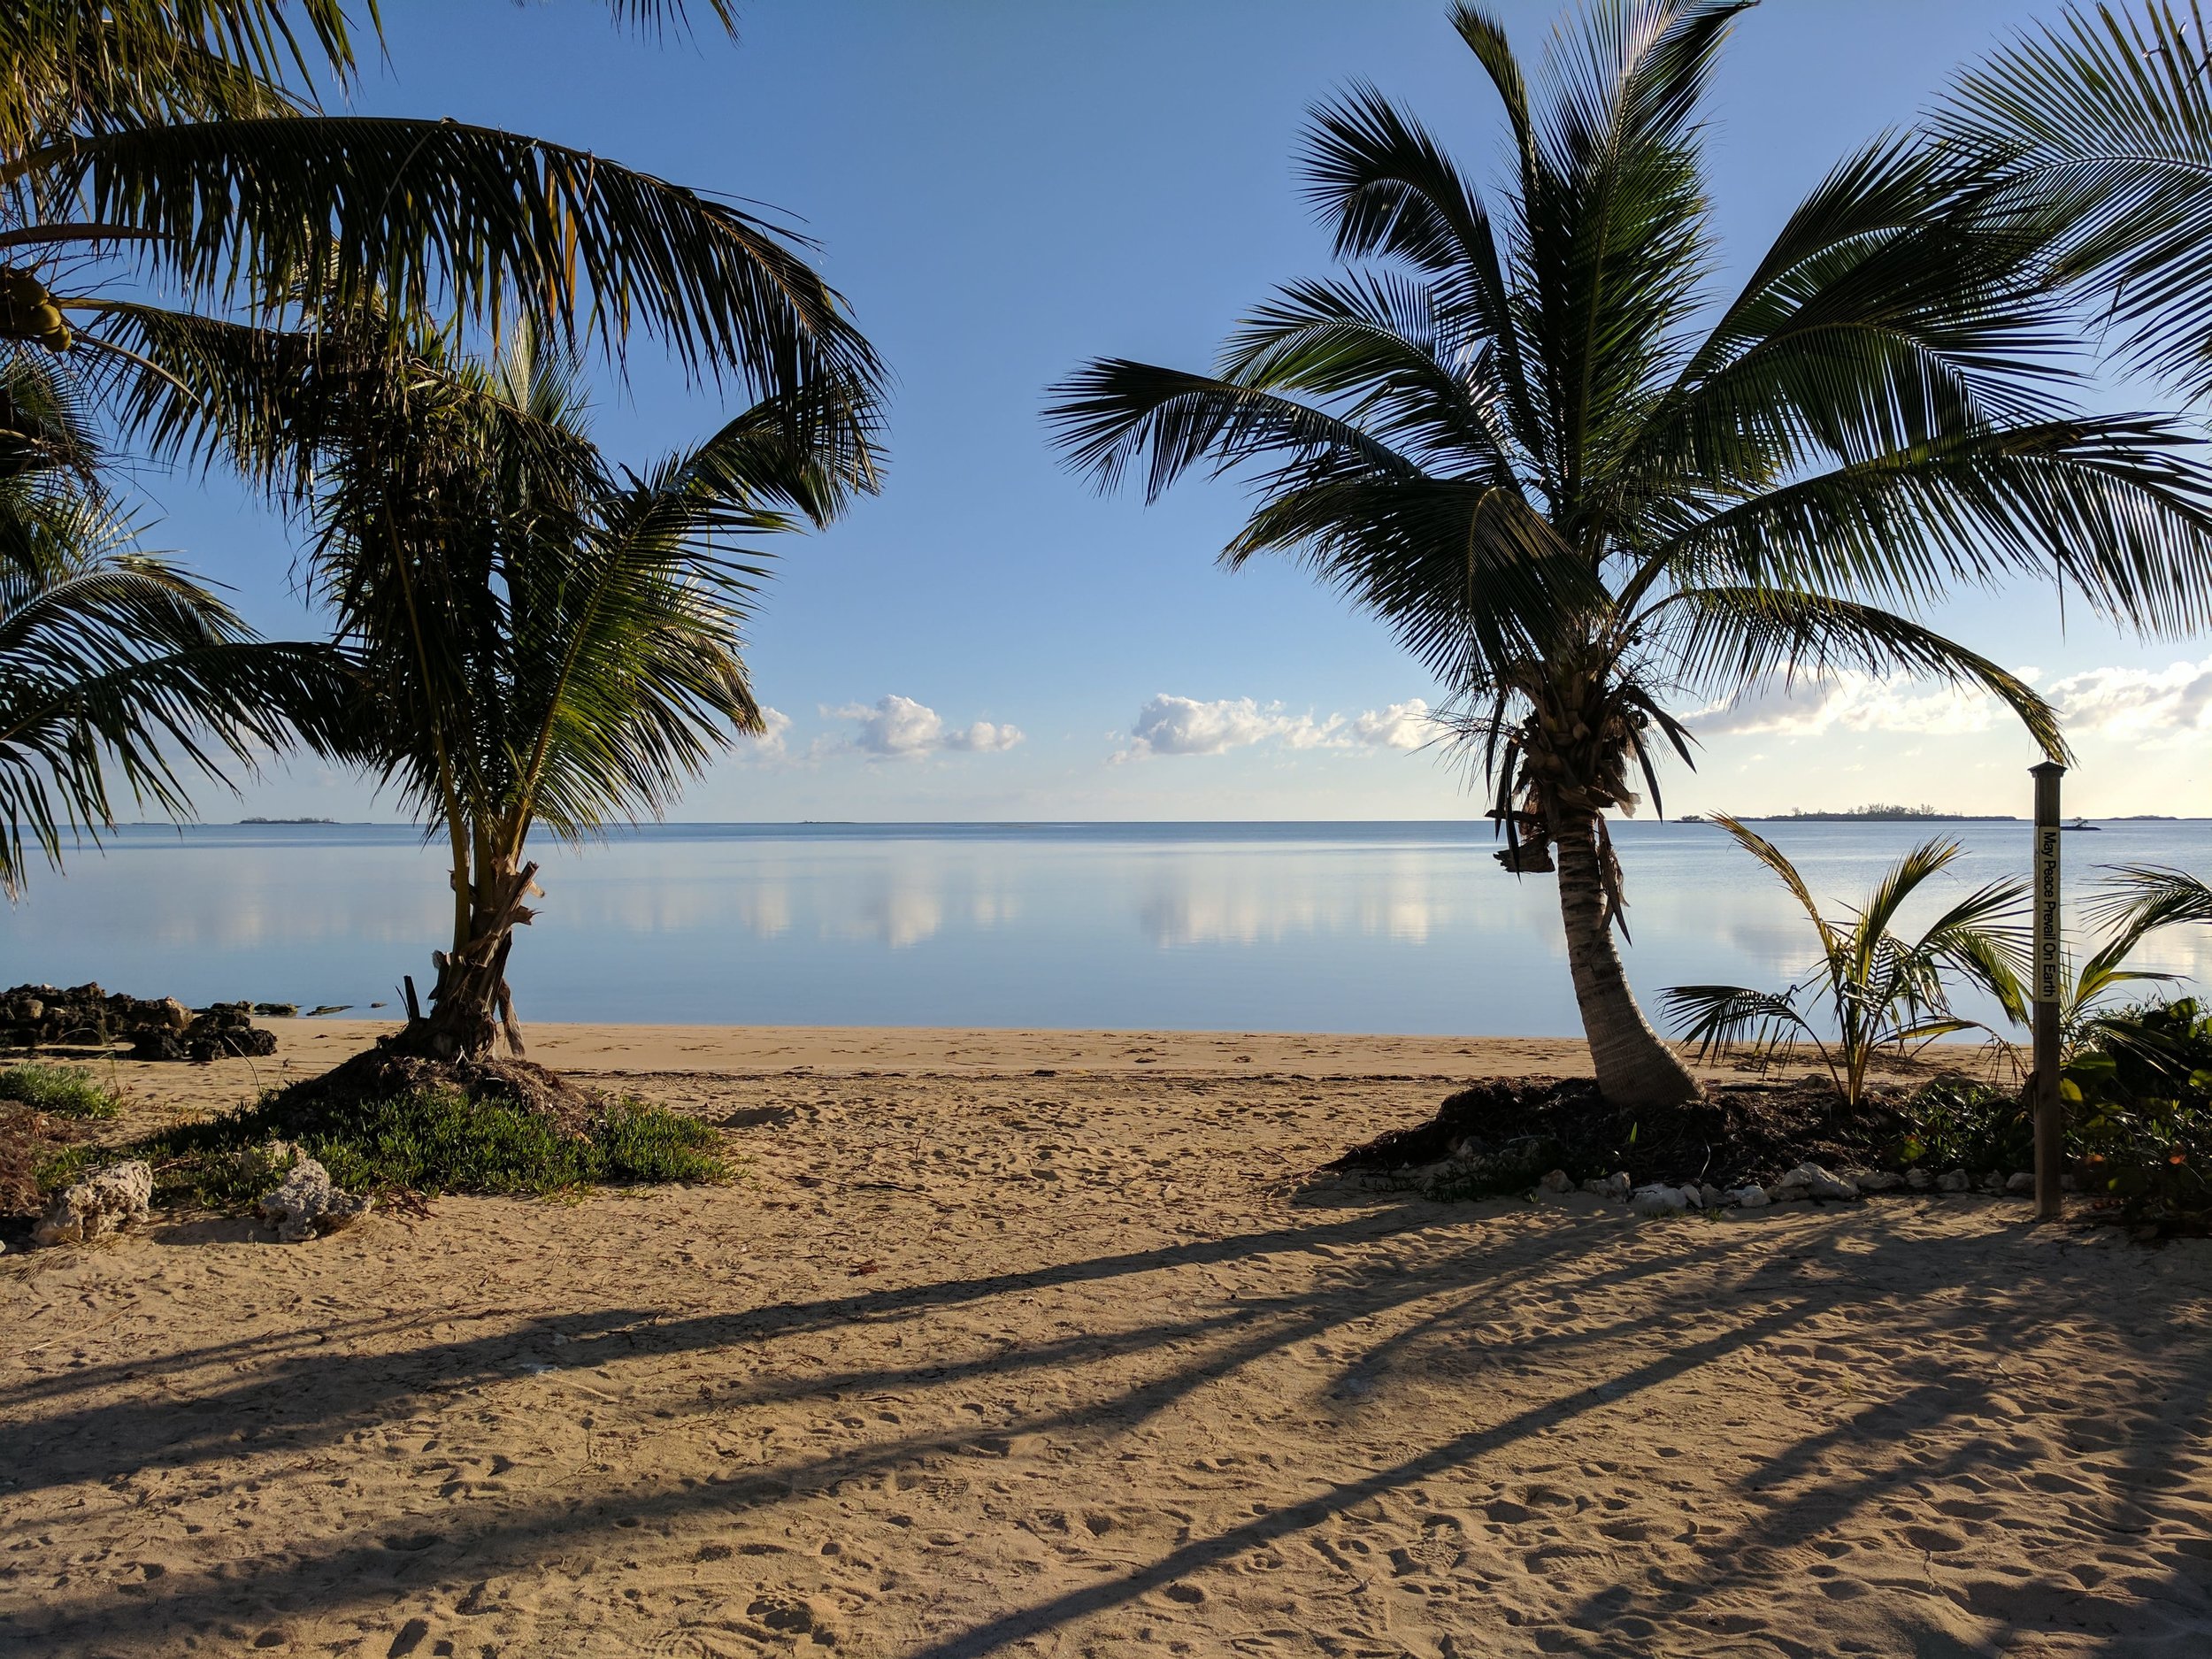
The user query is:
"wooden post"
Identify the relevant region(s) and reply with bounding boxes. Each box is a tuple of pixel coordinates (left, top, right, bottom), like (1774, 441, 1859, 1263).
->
(2031, 761, 2065, 1221)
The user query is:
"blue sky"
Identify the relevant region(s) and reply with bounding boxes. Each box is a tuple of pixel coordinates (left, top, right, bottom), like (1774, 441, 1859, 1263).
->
(150, 0, 2211, 822)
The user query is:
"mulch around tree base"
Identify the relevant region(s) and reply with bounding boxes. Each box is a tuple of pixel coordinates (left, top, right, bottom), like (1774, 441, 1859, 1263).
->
(0, 1105, 96, 1221)
(1330, 1074, 1915, 1193)
(276, 1047, 601, 1135)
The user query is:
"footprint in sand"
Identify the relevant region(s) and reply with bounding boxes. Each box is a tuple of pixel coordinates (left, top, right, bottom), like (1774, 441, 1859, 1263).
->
(1901, 1524, 1966, 1553)
(744, 1594, 836, 1646)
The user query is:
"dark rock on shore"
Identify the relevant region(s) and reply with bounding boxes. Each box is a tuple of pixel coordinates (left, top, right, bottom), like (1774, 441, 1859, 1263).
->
(2, 983, 277, 1064)
(130, 1002, 279, 1064)
(2, 983, 188, 1050)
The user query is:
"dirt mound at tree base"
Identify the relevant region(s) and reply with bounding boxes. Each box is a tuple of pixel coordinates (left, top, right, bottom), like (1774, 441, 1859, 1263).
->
(278, 1046, 601, 1137)
(1331, 1074, 1917, 1193)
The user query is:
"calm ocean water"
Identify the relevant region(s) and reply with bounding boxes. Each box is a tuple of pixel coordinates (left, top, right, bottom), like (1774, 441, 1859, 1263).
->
(4, 820, 2207, 1035)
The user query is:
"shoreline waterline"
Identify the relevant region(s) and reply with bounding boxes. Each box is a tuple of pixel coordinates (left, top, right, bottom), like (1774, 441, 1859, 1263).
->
(142, 1018, 1981, 1090)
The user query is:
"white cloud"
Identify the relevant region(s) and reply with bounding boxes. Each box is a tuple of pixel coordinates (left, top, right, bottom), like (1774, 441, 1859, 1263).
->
(1120, 695, 1347, 758)
(2046, 657, 2212, 745)
(1694, 672, 1999, 740)
(1694, 657, 2212, 750)
(829, 695, 1024, 759)
(1350, 699, 1438, 750)
(1118, 694, 1439, 759)
(739, 706, 794, 758)
(1124, 695, 1291, 757)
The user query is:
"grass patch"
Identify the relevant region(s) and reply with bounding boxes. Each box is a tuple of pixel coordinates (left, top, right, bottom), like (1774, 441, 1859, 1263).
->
(144, 1084, 728, 1208)
(0, 1062, 120, 1119)
(30, 1141, 109, 1193)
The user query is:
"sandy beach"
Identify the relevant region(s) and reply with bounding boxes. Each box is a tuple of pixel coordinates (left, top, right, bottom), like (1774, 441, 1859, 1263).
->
(4, 1023, 2209, 1658)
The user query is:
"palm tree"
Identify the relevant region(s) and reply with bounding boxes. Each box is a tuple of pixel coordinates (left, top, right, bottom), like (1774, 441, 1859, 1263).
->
(0, 2, 875, 901)
(1047, 0, 2212, 1112)
(1661, 817, 2029, 1105)
(235, 321, 871, 1062)
(0, 345, 350, 895)
(1940, 1, 2212, 403)
(4, 0, 879, 506)
(2016, 881, 2196, 1065)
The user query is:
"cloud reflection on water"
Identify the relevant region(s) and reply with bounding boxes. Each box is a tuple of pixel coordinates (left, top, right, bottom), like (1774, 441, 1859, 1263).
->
(2, 822, 2201, 1033)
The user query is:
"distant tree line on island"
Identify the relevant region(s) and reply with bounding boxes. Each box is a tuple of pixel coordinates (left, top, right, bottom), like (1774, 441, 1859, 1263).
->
(1675, 807, 2194, 824)
(1756, 805, 2016, 823)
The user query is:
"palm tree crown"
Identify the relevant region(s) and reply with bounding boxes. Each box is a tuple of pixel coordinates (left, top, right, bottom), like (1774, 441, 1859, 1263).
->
(1048, 0, 2212, 1110)
(234, 318, 874, 1058)
(2, 2, 876, 400)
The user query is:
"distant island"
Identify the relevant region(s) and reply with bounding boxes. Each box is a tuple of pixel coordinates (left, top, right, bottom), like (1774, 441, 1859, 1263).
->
(239, 817, 340, 826)
(1744, 804, 2018, 823)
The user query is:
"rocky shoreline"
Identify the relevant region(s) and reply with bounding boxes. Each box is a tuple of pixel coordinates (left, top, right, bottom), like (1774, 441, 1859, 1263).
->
(2, 983, 278, 1062)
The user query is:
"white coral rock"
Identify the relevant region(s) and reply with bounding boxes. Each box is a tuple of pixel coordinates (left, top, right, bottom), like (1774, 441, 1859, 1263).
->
(33, 1161, 153, 1247)
(1774, 1162, 1857, 1202)
(255, 1157, 371, 1244)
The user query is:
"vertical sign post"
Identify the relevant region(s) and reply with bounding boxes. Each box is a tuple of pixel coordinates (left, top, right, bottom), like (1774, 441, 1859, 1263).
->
(2031, 761, 2066, 1221)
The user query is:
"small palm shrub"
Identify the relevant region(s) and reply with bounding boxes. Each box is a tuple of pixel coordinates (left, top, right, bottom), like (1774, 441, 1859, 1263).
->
(1663, 817, 2027, 1104)
(1889, 1075, 2033, 1176)
(2064, 998, 2212, 1231)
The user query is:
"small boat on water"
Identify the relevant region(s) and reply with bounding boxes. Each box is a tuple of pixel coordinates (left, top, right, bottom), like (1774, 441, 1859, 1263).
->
(2062, 817, 2102, 832)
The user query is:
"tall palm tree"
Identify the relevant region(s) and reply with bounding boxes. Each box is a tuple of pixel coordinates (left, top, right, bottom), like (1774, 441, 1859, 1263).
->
(0, 344, 351, 895)
(1940, 1, 2212, 404)
(1047, 0, 2212, 1111)
(233, 321, 871, 1062)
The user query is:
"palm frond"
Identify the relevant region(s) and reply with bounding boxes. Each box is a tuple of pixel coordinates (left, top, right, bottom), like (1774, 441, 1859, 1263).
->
(1652, 586, 2068, 761)
(1659, 982, 1817, 1058)
(0, 4, 351, 154)
(1046, 355, 1581, 682)
(2086, 861, 2212, 934)
(1845, 837, 1969, 972)
(1704, 813, 1838, 949)
(1646, 133, 2081, 518)
(603, 1, 739, 40)
(26, 115, 887, 399)
(0, 526, 358, 894)
(1651, 413, 2212, 634)
(1941, 0, 2212, 402)
(1910, 877, 2032, 994)
(1298, 81, 1542, 465)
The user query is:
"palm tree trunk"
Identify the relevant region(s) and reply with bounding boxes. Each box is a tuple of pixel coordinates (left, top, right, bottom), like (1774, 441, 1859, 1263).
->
(1550, 807, 1701, 1111)
(396, 858, 539, 1062)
